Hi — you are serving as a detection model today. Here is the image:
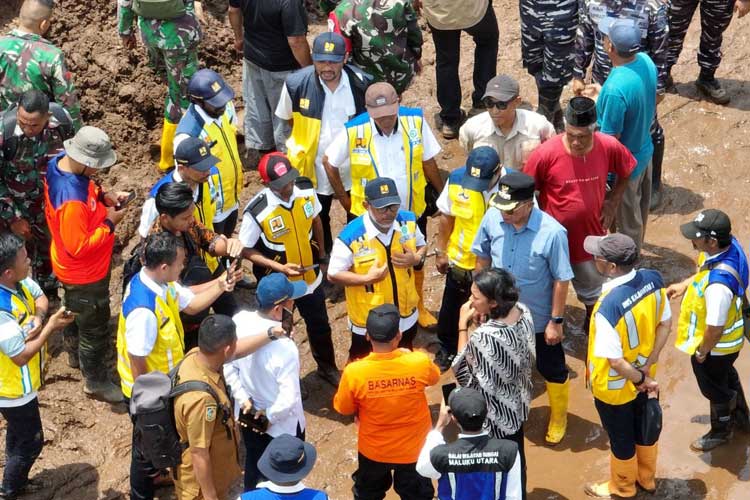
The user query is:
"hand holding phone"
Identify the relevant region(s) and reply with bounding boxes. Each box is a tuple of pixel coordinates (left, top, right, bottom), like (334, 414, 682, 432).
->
(116, 191, 136, 211)
(441, 382, 457, 404)
(281, 307, 294, 336)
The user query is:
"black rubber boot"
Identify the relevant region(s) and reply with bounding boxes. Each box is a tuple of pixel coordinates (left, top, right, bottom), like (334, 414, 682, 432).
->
(696, 69, 730, 105)
(690, 398, 734, 452)
(650, 128, 665, 210)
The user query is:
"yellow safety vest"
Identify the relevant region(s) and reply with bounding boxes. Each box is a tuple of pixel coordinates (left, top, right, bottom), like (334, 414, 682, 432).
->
(587, 270, 666, 405)
(347, 108, 426, 217)
(445, 169, 488, 271)
(116, 273, 185, 398)
(203, 113, 242, 212)
(675, 253, 744, 356)
(0, 281, 45, 399)
(338, 211, 420, 328)
(245, 178, 320, 286)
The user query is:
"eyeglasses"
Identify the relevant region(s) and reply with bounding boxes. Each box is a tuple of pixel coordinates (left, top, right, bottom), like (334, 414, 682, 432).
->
(373, 204, 399, 214)
(483, 98, 511, 110)
(500, 200, 532, 215)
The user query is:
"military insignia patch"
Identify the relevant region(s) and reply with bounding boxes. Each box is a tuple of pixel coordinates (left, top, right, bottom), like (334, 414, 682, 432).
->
(206, 405, 217, 422)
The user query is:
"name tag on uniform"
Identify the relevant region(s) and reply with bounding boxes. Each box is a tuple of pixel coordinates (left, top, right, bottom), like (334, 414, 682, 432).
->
(399, 225, 415, 244)
(303, 200, 314, 218)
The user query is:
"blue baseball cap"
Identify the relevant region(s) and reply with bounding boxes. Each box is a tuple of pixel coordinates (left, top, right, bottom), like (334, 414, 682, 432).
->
(187, 69, 235, 108)
(175, 137, 219, 172)
(256, 273, 307, 309)
(598, 18, 641, 56)
(365, 177, 401, 209)
(312, 32, 346, 63)
(462, 146, 500, 191)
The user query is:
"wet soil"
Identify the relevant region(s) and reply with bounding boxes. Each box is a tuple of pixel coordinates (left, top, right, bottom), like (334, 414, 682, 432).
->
(1, 0, 750, 499)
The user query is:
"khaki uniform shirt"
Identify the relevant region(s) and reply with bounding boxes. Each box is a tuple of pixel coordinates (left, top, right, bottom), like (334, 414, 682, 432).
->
(173, 350, 241, 500)
(422, 0, 488, 30)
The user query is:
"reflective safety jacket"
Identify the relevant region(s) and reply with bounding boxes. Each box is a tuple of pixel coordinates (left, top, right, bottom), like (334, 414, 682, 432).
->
(285, 64, 370, 186)
(587, 269, 666, 405)
(116, 272, 185, 398)
(44, 153, 115, 285)
(176, 104, 242, 216)
(676, 242, 748, 356)
(149, 170, 221, 273)
(347, 107, 426, 217)
(244, 177, 321, 287)
(338, 210, 420, 328)
(0, 281, 45, 399)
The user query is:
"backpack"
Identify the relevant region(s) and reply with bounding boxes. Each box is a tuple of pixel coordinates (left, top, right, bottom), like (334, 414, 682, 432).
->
(129, 354, 231, 469)
(132, 0, 186, 20)
(1, 103, 74, 163)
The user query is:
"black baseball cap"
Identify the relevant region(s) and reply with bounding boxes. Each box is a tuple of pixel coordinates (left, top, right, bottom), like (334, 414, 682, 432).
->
(462, 146, 500, 191)
(365, 177, 401, 209)
(584, 233, 639, 265)
(680, 209, 732, 240)
(258, 152, 299, 190)
(366, 304, 400, 342)
(448, 387, 487, 430)
(565, 96, 597, 127)
(489, 171, 535, 211)
(174, 137, 219, 172)
(313, 32, 346, 63)
(188, 69, 235, 108)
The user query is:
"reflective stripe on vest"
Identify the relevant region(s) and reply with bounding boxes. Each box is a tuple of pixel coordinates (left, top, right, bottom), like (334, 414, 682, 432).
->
(0, 283, 44, 399)
(347, 110, 426, 217)
(446, 177, 487, 271)
(203, 113, 242, 213)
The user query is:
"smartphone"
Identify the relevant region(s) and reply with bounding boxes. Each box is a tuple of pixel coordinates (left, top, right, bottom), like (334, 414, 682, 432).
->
(441, 382, 457, 404)
(116, 191, 136, 210)
(281, 307, 294, 336)
(62, 309, 75, 318)
(224, 257, 239, 283)
(238, 407, 270, 433)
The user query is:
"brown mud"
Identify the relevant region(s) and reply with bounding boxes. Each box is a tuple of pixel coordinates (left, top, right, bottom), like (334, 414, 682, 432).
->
(1, 0, 750, 498)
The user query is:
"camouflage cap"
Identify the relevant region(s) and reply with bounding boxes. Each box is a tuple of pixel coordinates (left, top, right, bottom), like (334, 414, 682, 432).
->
(64, 126, 118, 169)
(365, 82, 399, 119)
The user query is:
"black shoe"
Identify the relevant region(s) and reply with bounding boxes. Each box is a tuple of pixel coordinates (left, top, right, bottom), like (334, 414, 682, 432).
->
(434, 111, 465, 140)
(434, 349, 455, 373)
(665, 74, 676, 93)
(695, 77, 730, 105)
(649, 188, 662, 211)
(316, 366, 341, 387)
(299, 378, 309, 401)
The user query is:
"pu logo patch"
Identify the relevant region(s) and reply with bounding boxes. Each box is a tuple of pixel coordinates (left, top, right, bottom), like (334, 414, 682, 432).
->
(199, 146, 207, 156)
(300, 98, 310, 110)
(211, 81, 221, 93)
(470, 167, 481, 178)
(324, 42, 335, 52)
(380, 184, 390, 194)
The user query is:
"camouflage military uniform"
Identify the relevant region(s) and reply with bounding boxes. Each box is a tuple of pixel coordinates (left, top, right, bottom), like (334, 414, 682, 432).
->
(0, 111, 68, 291)
(333, 0, 422, 95)
(575, 0, 668, 194)
(0, 29, 82, 130)
(117, 0, 201, 125)
(667, 0, 734, 78)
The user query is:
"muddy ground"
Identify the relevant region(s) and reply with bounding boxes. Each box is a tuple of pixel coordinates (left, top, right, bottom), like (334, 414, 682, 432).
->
(1, 0, 750, 499)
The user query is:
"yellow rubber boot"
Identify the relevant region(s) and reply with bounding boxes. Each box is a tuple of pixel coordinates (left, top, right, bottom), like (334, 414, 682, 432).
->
(635, 443, 658, 493)
(545, 379, 569, 445)
(415, 268, 437, 329)
(158, 119, 178, 172)
(584, 453, 638, 498)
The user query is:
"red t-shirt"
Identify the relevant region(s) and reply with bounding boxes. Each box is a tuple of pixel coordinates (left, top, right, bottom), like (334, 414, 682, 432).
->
(524, 133, 636, 264)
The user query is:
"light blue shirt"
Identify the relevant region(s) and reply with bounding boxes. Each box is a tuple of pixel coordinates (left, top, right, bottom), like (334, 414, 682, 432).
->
(472, 207, 574, 331)
(597, 52, 657, 178)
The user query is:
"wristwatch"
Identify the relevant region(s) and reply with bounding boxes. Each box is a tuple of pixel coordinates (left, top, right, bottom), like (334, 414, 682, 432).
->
(634, 369, 646, 386)
(551, 316, 565, 324)
(267, 327, 279, 341)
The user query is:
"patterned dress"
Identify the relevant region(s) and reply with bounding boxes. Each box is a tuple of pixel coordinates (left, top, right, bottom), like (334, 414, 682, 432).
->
(453, 302, 535, 438)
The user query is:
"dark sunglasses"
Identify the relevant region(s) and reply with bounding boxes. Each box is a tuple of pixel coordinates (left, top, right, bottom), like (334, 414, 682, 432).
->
(500, 200, 532, 215)
(483, 98, 511, 110)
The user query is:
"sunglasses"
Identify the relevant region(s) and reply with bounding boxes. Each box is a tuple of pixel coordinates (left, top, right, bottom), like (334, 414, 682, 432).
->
(500, 200, 532, 215)
(373, 204, 399, 214)
(483, 98, 511, 110)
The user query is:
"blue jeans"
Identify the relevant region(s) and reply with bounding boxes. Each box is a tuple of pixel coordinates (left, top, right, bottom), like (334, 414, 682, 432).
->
(0, 397, 43, 495)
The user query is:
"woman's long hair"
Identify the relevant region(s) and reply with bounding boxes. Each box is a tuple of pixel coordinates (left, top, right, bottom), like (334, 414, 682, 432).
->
(473, 268, 519, 319)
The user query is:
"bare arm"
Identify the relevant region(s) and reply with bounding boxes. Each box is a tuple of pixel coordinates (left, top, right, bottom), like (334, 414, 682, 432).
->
(228, 6, 243, 45)
(183, 277, 232, 315)
(323, 155, 351, 212)
(601, 175, 629, 229)
(544, 280, 570, 345)
(608, 357, 657, 392)
(287, 35, 312, 67)
(327, 262, 388, 287)
(422, 158, 444, 192)
(190, 447, 219, 500)
(12, 309, 72, 366)
(129, 355, 149, 382)
(312, 216, 326, 259)
(475, 256, 490, 272)
(698, 325, 724, 355)
(644, 318, 672, 370)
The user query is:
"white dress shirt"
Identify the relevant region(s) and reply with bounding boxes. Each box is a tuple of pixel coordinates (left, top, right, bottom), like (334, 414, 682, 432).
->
(593, 269, 672, 359)
(328, 213, 426, 335)
(459, 109, 555, 170)
(324, 116, 442, 212)
(238, 186, 323, 294)
(276, 72, 356, 196)
(124, 269, 195, 357)
(224, 310, 305, 437)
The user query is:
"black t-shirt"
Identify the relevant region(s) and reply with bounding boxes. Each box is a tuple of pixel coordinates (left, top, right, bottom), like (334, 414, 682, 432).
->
(229, 0, 308, 72)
